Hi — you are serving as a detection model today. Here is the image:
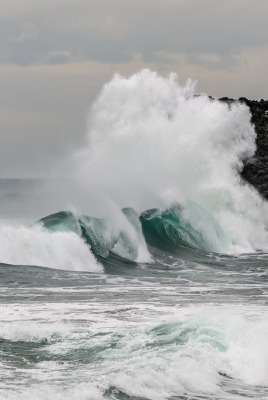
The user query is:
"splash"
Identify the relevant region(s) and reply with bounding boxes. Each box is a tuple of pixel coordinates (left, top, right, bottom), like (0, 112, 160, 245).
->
(1, 69, 267, 272)
(71, 69, 268, 253)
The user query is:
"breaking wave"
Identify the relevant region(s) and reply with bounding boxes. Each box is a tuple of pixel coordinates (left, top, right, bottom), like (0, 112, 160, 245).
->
(71, 69, 268, 255)
(1, 70, 268, 272)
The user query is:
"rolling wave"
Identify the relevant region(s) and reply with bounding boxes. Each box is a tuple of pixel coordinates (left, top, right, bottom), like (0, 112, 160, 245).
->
(37, 202, 231, 266)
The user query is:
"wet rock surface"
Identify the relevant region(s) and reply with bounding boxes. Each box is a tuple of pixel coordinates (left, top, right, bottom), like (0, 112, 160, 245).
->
(219, 97, 268, 200)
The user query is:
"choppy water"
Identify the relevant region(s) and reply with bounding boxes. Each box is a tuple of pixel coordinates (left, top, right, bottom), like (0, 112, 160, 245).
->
(1, 179, 268, 400)
(1, 71, 268, 399)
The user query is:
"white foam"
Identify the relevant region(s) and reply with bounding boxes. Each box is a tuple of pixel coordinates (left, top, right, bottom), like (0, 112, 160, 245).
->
(78, 207, 152, 263)
(103, 307, 268, 398)
(108, 209, 152, 263)
(0, 223, 102, 272)
(0, 321, 71, 343)
(1, 383, 104, 400)
(1, 299, 268, 398)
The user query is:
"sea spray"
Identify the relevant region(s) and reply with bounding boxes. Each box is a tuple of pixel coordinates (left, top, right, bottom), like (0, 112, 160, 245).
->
(72, 69, 268, 253)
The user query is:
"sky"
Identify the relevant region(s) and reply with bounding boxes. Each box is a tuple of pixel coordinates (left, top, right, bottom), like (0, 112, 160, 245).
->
(0, 0, 268, 177)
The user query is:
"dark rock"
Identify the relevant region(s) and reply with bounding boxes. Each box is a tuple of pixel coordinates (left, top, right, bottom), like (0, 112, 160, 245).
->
(218, 96, 268, 200)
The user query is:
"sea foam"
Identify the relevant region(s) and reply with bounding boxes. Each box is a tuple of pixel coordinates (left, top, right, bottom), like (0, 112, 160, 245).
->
(0, 223, 102, 272)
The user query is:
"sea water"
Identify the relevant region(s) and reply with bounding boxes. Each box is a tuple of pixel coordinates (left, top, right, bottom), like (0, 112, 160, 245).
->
(1, 70, 268, 399)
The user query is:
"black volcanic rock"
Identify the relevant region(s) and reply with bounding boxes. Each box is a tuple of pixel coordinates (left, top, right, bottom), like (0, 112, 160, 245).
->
(219, 96, 268, 200)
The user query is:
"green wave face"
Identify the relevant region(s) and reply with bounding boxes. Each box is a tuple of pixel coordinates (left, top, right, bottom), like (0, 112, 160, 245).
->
(38, 211, 81, 235)
(140, 207, 205, 252)
(39, 211, 118, 259)
(140, 202, 229, 253)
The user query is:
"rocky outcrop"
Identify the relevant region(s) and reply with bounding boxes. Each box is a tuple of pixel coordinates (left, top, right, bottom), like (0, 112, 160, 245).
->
(219, 97, 268, 200)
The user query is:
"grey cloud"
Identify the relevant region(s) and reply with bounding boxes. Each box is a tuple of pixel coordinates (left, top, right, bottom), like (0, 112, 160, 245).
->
(0, 0, 268, 177)
(0, 0, 267, 66)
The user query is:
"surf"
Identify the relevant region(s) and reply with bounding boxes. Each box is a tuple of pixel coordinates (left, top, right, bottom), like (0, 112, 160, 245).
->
(1, 69, 268, 273)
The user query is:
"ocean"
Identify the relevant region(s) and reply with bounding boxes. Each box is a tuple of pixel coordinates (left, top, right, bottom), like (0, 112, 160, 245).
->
(1, 70, 268, 399)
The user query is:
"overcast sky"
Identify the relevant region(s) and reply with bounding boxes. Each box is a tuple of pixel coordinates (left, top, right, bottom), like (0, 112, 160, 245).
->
(0, 0, 268, 177)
